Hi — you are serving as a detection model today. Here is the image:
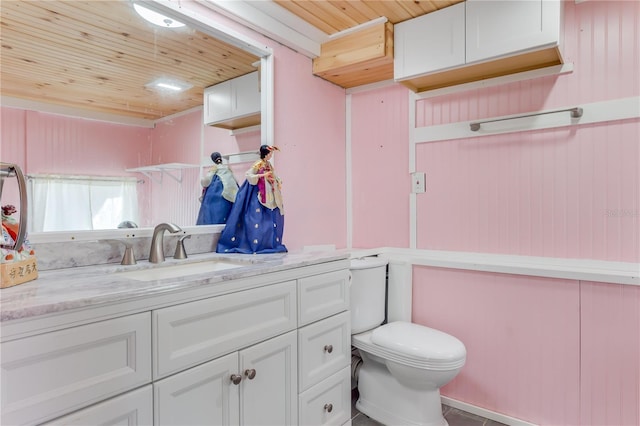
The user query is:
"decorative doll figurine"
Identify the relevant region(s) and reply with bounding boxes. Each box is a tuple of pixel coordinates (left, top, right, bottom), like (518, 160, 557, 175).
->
(216, 145, 287, 254)
(196, 152, 239, 225)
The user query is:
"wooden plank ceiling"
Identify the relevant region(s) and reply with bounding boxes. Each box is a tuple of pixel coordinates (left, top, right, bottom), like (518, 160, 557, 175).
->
(273, 0, 464, 34)
(0, 1, 464, 121)
(0, 0, 260, 121)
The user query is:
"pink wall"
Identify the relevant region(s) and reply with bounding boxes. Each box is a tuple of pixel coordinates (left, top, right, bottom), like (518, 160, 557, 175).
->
(0, 107, 154, 224)
(580, 282, 640, 426)
(413, 267, 581, 425)
(413, 267, 640, 426)
(351, 85, 411, 248)
(271, 47, 348, 251)
(0, 108, 152, 175)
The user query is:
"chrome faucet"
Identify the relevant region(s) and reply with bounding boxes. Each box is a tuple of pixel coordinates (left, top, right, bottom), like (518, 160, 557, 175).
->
(149, 223, 182, 263)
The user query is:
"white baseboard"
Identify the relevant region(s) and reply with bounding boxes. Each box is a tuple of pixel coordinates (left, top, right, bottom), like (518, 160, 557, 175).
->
(441, 396, 538, 426)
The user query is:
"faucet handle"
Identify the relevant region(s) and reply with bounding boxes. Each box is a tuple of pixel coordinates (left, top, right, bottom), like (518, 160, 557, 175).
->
(174, 234, 191, 260)
(121, 245, 137, 265)
(108, 239, 137, 265)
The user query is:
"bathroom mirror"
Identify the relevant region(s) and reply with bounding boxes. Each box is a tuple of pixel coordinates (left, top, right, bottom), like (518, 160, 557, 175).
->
(0, 0, 273, 239)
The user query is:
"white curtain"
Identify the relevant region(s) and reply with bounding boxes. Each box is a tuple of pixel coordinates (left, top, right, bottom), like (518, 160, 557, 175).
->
(27, 175, 139, 232)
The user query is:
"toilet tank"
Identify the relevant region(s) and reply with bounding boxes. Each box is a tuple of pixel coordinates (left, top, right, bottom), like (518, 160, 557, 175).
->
(350, 257, 388, 334)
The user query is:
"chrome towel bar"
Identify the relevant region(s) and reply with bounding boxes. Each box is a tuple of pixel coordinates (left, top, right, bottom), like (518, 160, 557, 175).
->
(469, 107, 583, 132)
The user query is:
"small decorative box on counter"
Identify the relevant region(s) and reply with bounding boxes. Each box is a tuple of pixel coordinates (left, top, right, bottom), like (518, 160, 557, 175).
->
(1, 204, 38, 288)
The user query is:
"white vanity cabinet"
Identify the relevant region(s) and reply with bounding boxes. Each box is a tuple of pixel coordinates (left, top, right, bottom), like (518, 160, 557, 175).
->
(394, 0, 563, 92)
(0, 258, 351, 426)
(204, 71, 261, 130)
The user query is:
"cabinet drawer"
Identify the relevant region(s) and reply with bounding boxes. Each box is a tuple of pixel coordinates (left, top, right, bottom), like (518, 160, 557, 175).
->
(1, 313, 151, 426)
(154, 280, 297, 379)
(298, 311, 350, 392)
(299, 367, 351, 426)
(298, 270, 349, 326)
(43, 385, 153, 426)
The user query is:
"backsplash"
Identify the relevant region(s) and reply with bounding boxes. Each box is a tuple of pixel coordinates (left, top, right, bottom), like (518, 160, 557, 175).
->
(34, 232, 221, 271)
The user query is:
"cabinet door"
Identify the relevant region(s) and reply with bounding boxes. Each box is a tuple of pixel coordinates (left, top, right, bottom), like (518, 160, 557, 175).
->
(239, 331, 297, 426)
(394, 2, 465, 79)
(204, 80, 233, 124)
(43, 385, 153, 426)
(154, 352, 240, 426)
(466, 0, 562, 63)
(233, 72, 261, 118)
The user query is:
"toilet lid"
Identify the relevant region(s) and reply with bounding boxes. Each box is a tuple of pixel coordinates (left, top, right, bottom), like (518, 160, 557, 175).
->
(350, 257, 388, 269)
(371, 321, 466, 363)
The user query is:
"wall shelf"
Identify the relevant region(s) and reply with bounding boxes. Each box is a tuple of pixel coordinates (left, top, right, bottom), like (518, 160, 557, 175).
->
(221, 152, 260, 165)
(126, 163, 199, 184)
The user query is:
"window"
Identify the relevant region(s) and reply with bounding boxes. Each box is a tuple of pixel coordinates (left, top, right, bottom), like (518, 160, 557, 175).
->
(27, 175, 139, 232)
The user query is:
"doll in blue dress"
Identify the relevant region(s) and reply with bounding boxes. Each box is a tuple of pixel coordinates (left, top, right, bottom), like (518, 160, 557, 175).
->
(196, 152, 239, 225)
(216, 145, 286, 254)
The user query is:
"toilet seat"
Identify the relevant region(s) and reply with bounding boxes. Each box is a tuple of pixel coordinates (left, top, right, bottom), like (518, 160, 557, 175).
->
(352, 321, 466, 371)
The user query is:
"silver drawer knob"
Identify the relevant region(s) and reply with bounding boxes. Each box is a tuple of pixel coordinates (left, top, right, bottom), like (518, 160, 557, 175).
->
(230, 374, 242, 385)
(324, 344, 333, 353)
(324, 403, 333, 413)
(244, 368, 256, 380)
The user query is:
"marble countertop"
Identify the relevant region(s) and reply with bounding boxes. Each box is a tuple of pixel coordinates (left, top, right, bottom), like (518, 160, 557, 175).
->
(0, 251, 350, 322)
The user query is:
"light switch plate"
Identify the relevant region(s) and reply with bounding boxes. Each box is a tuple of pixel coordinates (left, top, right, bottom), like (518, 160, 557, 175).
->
(412, 172, 426, 193)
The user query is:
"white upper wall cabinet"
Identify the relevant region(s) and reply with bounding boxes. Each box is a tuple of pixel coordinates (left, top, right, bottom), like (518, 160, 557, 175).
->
(465, 0, 562, 63)
(394, 2, 466, 79)
(204, 71, 261, 129)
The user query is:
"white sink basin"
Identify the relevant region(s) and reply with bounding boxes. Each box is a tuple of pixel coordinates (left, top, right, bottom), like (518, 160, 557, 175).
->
(118, 260, 246, 281)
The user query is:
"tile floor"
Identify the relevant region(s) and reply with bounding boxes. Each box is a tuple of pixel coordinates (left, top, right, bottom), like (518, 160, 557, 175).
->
(350, 389, 507, 426)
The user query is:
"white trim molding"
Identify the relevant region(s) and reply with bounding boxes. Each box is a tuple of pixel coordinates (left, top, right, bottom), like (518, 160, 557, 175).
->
(350, 247, 640, 286)
(197, 0, 324, 58)
(1, 96, 156, 128)
(441, 396, 538, 426)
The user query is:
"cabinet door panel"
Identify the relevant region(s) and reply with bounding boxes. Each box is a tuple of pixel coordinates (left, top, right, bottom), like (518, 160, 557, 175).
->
(466, 0, 561, 63)
(233, 72, 261, 118)
(154, 353, 239, 426)
(394, 2, 465, 79)
(204, 81, 233, 124)
(1, 313, 151, 426)
(240, 331, 297, 426)
(298, 312, 350, 392)
(43, 385, 153, 426)
(154, 280, 296, 378)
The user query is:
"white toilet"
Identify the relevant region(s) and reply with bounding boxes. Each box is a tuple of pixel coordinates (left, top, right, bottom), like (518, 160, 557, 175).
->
(350, 257, 466, 426)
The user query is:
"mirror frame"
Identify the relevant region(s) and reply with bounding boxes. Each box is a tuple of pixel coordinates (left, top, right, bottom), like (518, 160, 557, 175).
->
(27, 0, 274, 244)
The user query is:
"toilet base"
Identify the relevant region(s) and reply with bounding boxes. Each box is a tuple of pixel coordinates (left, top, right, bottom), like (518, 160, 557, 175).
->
(355, 357, 448, 426)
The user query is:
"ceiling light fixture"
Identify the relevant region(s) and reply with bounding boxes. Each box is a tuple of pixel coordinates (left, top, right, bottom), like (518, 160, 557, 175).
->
(133, 3, 185, 28)
(146, 78, 193, 92)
